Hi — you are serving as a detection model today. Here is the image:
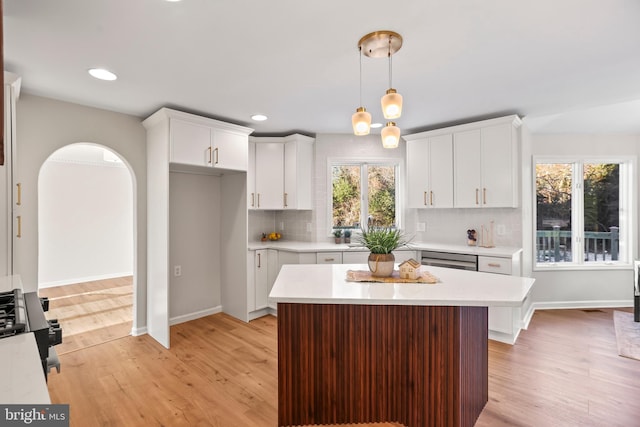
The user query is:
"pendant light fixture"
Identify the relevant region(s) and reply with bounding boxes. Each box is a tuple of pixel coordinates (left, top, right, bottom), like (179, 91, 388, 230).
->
(381, 34, 403, 120)
(355, 30, 403, 148)
(352, 46, 371, 135)
(381, 122, 400, 148)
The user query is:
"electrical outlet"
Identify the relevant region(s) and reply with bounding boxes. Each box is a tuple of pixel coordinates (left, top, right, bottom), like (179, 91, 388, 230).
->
(306, 222, 312, 232)
(417, 222, 426, 232)
(497, 224, 506, 236)
(174, 265, 182, 277)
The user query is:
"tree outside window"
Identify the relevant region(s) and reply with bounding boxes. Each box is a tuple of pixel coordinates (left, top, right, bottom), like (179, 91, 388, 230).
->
(331, 162, 397, 230)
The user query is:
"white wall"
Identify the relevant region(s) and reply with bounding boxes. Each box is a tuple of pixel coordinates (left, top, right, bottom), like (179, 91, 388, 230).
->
(15, 93, 147, 329)
(38, 145, 133, 287)
(169, 171, 221, 319)
(527, 133, 640, 308)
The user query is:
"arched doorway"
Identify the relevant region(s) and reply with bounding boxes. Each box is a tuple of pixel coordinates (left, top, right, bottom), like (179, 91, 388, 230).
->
(37, 143, 136, 354)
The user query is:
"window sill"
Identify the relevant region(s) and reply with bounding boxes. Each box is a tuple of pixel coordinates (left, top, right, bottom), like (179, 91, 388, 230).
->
(534, 262, 633, 272)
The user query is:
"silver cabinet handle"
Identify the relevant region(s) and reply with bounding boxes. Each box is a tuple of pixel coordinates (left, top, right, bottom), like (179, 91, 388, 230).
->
(207, 147, 212, 164)
(483, 187, 487, 205)
(430, 191, 433, 206)
(475, 188, 479, 205)
(423, 191, 427, 206)
(257, 253, 261, 268)
(284, 192, 288, 208)
(214, 147, 219, 165)
(251, 193, 255, 207)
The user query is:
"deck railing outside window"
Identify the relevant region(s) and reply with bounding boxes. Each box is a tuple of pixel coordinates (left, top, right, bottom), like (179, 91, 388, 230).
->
(536, 225, 619, 263)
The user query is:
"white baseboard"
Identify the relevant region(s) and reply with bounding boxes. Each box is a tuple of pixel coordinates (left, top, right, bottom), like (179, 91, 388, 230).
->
(531, 300, 633, 311)
(131, 326, 147, 336)
(248, 307, 275, 321)
(169, 305, 223, 326)
(39, 272, 134, 289)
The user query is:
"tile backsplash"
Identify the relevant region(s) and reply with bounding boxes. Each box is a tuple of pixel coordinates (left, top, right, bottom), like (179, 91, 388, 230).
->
(249, 210, 314, 242)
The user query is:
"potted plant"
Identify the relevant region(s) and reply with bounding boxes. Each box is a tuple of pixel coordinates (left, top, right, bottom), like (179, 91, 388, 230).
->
(357, 227, 410, 277)
(344, 229, 352, 244)
(333, 229, 343, 244)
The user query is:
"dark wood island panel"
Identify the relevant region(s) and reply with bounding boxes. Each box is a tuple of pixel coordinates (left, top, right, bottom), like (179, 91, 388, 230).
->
(277, 303, 488, 427)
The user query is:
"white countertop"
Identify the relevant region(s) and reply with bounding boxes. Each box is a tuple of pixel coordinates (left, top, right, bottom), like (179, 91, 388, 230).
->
(248, 240, 521, 258)
(0, 333, 51, 404)
(269, 264, 534, 307)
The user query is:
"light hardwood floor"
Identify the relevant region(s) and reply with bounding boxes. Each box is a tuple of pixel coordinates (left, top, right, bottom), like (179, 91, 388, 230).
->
(46, 308, 640, 426)
(38, 277, 133, 354)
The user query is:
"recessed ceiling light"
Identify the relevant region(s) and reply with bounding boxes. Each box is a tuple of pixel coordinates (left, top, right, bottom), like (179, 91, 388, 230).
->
(370, 123, 383, 129)
(251, 114, 268, 121)
(165, 0, 182, 2)
(88, 68, 117, 81)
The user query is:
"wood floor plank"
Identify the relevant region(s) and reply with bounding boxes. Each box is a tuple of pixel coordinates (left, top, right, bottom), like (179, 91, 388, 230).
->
(46, 308, 640, 426)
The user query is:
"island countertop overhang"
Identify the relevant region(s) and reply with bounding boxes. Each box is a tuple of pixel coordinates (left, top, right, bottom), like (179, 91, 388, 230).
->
(269, 264, 535, 307)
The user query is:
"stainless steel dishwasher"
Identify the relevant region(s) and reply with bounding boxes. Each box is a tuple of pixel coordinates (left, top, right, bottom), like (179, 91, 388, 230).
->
(421, 250, 478, 271)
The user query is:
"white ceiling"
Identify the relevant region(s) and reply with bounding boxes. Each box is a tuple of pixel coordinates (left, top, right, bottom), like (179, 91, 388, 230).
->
(5, 0, 640, 136)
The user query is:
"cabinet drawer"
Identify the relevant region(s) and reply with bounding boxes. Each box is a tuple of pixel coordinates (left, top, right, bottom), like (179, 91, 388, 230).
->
(316, 252, 343, 264)
(478, 256, 511, 275)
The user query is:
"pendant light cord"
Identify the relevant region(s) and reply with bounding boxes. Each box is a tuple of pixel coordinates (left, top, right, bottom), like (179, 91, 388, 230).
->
(359, 46, 363, 107)
(388, 35, 393, 88)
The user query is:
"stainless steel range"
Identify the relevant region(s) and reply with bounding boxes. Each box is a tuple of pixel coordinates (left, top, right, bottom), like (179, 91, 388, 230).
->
(0, 278, 62, 380)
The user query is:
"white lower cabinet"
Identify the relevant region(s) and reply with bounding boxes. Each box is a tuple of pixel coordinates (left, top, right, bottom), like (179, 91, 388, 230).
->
(479, 254, 525, 344)
(250, 249, 279, 314)
(316, 252, 342, 264)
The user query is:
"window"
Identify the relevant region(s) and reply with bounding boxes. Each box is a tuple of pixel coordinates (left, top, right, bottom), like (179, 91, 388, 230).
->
(330, 160, 399, 231)
(534, 157, 634, 268)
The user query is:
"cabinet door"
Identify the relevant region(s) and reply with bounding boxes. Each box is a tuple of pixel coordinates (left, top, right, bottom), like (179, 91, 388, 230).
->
(255, 143, 284, 209)
(267, 249, 279, 309)
(453, 129, 482, 208)
(481, 124, 516, 208)
(247, 142, 256, 209)
(255, 249, 269, 310)
(406, 139, 430, 208)
(284, 139, 313, 210)
(428, 134, 454, 208)
(212, 129, 248, 171)
(170, 119, 212, 166)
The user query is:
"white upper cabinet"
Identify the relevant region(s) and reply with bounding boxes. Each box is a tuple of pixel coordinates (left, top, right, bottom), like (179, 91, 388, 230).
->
(284, 134, 314, 210)
(171, 119, 212, 166)
(211, 129, 248, 171)
(405, 115, 520, 210)
(254, 141, 284, 209)
(405, 134, 453, 208)
(152, 108, 252, 172)
(250, 134, 314, 210)
(454, 120, 519, 208)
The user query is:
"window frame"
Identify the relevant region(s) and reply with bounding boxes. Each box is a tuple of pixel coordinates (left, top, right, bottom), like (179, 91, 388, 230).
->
(327, 157, 403, 236)
(533, 155, 636, 271)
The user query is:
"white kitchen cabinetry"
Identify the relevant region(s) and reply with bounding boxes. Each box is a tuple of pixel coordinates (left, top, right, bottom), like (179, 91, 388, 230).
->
(168, 109, 249, 171)
(404, 134, 454, 208)
(144, 108, 253, 348)
(254, 141, 284, 209)
(478, 253, 525, 344)
(453, 117, 520, 208)
(251, 249, 279, 312)
(2, 72, 21, 277)
(249, 134, 314, 210)
(283, 134, 314, 209)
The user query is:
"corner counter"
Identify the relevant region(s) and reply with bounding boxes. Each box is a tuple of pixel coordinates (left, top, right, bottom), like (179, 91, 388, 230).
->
(270, 264, 534, 427)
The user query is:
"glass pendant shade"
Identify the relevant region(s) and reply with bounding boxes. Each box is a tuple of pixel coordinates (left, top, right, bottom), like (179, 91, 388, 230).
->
(381, 122, 400, 148)
(352, 107, 372, 135)
(381, 88, 403, 119)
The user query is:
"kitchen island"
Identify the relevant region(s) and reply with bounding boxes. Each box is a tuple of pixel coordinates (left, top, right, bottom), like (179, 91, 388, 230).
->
(269, 264, 535, 427)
